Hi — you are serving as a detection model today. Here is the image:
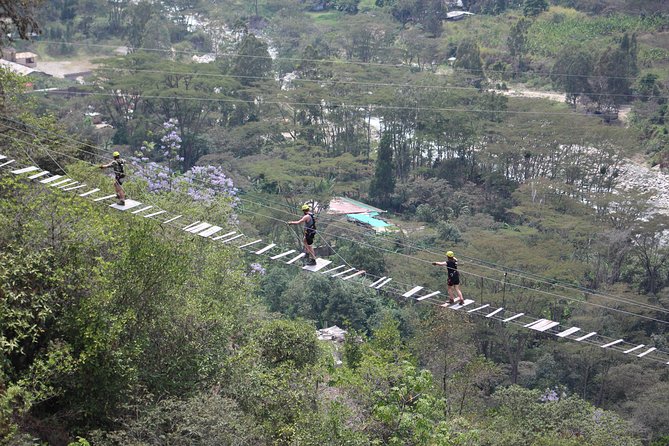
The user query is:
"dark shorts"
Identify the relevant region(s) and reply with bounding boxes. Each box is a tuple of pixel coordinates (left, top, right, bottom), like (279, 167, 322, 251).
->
(448, 273, 460, 286)
(115, 175, 124, 186)
(304, 231, 315, 245)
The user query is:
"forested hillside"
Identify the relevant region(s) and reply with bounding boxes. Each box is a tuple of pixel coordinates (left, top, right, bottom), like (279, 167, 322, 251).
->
(1, 0, 669, 445)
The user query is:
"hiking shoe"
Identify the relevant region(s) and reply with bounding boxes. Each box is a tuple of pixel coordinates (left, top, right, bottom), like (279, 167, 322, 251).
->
(117, 200, 125, 206)
(306, 258, 317, 266)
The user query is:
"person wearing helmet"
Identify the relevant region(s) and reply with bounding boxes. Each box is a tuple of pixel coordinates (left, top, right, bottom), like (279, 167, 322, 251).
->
(432, 251, 465, 305)
(99, 151, 126, 205)
(287, 204, 317, 265)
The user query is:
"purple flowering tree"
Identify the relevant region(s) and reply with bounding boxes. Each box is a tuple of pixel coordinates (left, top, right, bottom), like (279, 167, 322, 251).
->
(161, 118, 184, 174)
(249, 263, 266, 275)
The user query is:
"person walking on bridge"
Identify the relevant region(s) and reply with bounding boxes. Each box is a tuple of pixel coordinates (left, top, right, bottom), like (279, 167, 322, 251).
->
(433, 251, 465, 305)
(287, 204, 317, 265)
(99, 151, 127, 205)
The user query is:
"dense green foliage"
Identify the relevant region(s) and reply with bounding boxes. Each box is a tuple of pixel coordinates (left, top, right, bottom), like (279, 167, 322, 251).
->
(1, 0, 669, 444)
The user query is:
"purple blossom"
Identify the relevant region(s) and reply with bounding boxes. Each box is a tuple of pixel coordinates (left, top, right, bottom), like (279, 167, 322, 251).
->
(250, 263, 266, 275)
(540, 389, 559, 402)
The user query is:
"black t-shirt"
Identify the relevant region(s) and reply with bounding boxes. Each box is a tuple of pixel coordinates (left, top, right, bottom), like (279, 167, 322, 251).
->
(446, 258, 458, 278)
(112, 159, 125, 177)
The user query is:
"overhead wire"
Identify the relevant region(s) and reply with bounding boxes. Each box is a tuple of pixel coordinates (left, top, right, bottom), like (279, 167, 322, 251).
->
(6, 136, 669, 329)
(3, 116, 669, 320)
(0, 154, 668, 366)
(20, 90, 636, 116)
(0, 116, 662, 313)
(38, 38, 654, 81)
(23, 89, 603, 118)
(81, 66, 669, 102)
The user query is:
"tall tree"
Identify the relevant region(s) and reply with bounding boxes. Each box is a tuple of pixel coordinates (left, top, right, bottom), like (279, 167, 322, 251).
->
(551, 47, 593, 106)
(370, 132, 396, 206)
(0, 0, 42, 51)
(522, 0, 547, 16)
(507, 18, 531, 72)
(231, 34, 273, 86)
(455, 39, 483, 75)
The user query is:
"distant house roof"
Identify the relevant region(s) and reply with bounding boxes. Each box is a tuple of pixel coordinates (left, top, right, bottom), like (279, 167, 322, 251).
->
(317, 325, 347, 341)
(15, 52, 38, 59)
(446, 11, 475, 20)
(0, 59, 48, 76)
(328, 196, 386, 215)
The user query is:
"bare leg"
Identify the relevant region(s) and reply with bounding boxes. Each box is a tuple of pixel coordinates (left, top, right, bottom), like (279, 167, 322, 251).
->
(304, 237, 316, 259)
(454, 285, 464, 303)
(114, 180, 125, 201)
(447, 286, 455, 303)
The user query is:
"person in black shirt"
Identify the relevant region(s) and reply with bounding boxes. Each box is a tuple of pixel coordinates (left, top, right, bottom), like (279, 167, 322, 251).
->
(432, 250, 465, 305)
(99, 151, 126, 205)
(287, 204, 317, 265)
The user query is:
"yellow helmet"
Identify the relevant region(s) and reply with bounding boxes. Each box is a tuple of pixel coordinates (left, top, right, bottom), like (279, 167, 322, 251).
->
(446, 251, 455, 258)
(113, 151, 120, 158)
(301, 204, 310, 211)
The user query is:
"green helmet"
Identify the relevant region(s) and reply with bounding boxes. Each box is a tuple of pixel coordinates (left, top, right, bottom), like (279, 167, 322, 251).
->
(446, 251, 455, 258)
(113, 151, 120, 158)
(301, 204, 310, 211)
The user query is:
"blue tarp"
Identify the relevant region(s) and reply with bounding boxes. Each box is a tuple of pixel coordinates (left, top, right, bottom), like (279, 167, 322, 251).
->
(347, 212, 392, 228)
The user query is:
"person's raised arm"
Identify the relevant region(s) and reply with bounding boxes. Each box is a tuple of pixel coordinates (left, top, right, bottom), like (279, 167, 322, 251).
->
(287, 214, 309, 225)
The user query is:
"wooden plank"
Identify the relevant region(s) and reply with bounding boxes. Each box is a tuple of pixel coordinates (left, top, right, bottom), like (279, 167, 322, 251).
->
(556, 327, 581, 338)
(40, 175, 64, 183)
(467, 304, 490, 313)
(332, 268, 356, 278)
(575, 332, 597, 342)
(48, 178, 73, 187)
(62, 184, 87, 191)
(162, 215, 183, 224)
(369, 276, 387, 288)
(57, 181, 79, 189)
(402, 286, 423, 298)
(0, 160, 16, 167)
(93, 194, 117, 202)
(239, 239, 262, 248)
(637, 347, 657, 358)
(255, 244, 277, 255)
(185, 223, 212, 234)
(416, 291, 441, 301)
(131, 206, 153, 214)
(198, 226, 224, 237)
(221, 234, 243, 243)
(502, 313, 525, 323)
(28, 171, 50, 179)
(303, 258, 333, 272)
(182, 221, 201, 230)
(0, 154, 5, 160)
(342, 270, 365, 280)
(79, 188, 100, 197)
(286, 253, 306, 264)
(448, 299, 475, 310)
(374, 277, 393, 289)
(53, 181, 79, 190)
(525, 319, 549, 328)
(213, 232, 237, 241)
(601, 339, 624, 349)
(485, 308, 504, 318)
(532, 321, 560, 332)
(623, 345, 645, 354)
(12, 166, 40, 174)
(109, 199, 142, 211)
(144, 210, 167, 218)
(321, 265, 346, 275)
(270, 249, 296, 260)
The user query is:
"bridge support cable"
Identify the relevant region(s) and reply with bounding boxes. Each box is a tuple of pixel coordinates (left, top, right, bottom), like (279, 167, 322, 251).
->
(1, 155, 669, 366)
